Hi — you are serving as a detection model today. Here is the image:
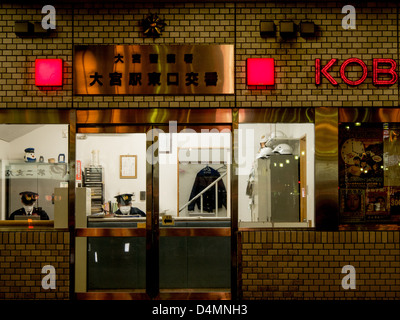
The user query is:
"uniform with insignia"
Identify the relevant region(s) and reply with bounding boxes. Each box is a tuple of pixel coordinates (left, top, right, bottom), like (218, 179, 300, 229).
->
(9, 191, 49, 220)
(114, 193, 146, 217)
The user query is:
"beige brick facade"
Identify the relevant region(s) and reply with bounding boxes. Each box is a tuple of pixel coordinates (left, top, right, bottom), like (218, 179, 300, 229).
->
(239, 230, 400, 299)
(0, 230, 70, 300)
(0, 1, 400, 300)
(0, 1, 397, 109)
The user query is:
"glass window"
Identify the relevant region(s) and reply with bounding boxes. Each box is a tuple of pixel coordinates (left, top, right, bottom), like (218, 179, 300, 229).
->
(75, 132, 147, 225)
(0, 124, 69, 222)
(159, 129, 231, 219)
(158, 127, 232, 291)
(238, 123, 315, 227)
(75, 132, 147, 291)
(339, 122, 400, 225)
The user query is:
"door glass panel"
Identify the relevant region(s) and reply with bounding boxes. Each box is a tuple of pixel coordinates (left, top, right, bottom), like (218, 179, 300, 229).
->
(159, 130, 231, 218)
(76, 132, 147, 291)
(76, 133, 147, 220)
(158, 127, 231, 291)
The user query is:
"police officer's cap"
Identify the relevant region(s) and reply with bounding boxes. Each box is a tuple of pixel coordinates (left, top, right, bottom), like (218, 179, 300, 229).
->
(19, 191, 38, 205)
(115, 193, 133, 205)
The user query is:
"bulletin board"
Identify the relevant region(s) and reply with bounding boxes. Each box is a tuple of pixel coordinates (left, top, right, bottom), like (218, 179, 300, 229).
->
(120, 155, 137, 179)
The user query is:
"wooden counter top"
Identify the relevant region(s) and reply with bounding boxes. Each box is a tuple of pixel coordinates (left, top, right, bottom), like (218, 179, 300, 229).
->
(0, 220, 54, 230)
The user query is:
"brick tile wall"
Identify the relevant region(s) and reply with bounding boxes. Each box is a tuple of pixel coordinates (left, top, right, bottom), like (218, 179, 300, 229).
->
(0, 231, 70, 300)
(0, 4, 73, 109)
(1, 1, 398, 109)
(1, 0, 400, 301)
(239, 230, 400, 300)
(72, 2, 236, 109)
(0, 2, 237, 109)
(235, 1, 399, 108)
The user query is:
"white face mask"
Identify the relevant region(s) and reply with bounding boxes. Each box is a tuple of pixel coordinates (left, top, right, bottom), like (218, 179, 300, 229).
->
(119, 206, 131, 214)
(23, 205, 34, 214)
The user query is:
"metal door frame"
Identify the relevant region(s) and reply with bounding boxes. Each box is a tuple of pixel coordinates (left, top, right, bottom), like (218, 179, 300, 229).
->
(0, 108, 76, 298)
(74, 108, 236, 300)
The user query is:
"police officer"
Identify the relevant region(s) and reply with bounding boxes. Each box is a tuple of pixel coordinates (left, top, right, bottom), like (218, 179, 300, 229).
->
(9, 191, 49, 220)
(114, 193, 146, 217)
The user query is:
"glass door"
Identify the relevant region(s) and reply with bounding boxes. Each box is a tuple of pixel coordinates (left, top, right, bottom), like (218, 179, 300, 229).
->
(74, 109, 235, 300)
(74, 109, 153, 299)
(155, 119, 233, 299)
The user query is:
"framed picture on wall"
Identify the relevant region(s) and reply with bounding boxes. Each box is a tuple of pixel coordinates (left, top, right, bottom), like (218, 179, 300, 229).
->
(339, 188, 365, 223)
(120, 155, 137, 179)
(339, 123, 383, 189)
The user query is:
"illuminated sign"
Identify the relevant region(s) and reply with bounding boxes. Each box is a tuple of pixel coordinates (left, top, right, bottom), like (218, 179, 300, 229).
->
(35, 59, 63, 86)
(315, 58, 398, 86)
(246, 58, 275, 86)
(73, 45, 234, 95)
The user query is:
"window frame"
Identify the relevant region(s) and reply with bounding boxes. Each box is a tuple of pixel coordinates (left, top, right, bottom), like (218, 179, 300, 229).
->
(0, 109, 73, 229)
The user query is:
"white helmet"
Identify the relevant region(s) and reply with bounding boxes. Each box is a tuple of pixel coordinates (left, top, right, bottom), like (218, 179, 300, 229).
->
(259, 134, 268, 144)
(266, 131, 286, 147)
(273, 143, 293, 155)
(256, 147, 274, 159)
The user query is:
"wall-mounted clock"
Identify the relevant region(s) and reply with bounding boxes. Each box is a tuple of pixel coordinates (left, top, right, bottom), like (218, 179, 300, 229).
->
(341, 138, 365, 165)
(142, 14, 166, 38)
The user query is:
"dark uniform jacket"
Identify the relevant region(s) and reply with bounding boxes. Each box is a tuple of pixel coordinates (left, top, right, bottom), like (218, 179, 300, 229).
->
(188, 166, 227, 213)
(9, 207, 49, 220)
(115, 207, 146, 217)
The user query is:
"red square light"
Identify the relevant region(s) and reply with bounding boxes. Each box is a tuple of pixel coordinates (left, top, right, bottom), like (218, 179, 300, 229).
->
(246, 58, 275, 86)
(35, 59, 63, 86)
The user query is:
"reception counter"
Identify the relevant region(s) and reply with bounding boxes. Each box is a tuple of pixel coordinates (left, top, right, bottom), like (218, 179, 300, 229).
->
(87, 216, 231, 228)
(0, 220, 54, 230)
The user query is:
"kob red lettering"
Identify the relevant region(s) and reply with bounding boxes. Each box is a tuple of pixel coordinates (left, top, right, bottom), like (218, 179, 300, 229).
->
(373, 58, 397, 85)
(315, 58, 338, 85)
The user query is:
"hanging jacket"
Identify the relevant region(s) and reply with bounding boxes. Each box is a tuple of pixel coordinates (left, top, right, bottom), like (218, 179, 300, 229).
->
(188, 166, 227, 213)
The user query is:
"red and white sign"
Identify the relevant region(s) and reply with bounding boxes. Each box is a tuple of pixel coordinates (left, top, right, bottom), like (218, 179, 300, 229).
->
(76, 160, 82, 181)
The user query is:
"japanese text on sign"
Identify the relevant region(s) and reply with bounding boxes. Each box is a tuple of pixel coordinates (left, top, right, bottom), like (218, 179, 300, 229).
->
(74, 45, 234, 95)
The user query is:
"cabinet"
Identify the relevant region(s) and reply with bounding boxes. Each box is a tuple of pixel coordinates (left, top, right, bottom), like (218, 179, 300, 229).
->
(83, 167, 104, 214)
(253, 155, 300, 222)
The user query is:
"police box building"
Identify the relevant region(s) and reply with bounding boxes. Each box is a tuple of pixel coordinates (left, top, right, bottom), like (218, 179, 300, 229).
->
(0, 0, 399, 301)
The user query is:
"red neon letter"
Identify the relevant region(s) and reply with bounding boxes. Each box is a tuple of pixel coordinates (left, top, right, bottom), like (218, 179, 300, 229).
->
(373, 58, 398, 85)
(315, 59, 338, 85)
(340, 58, 368, 86)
